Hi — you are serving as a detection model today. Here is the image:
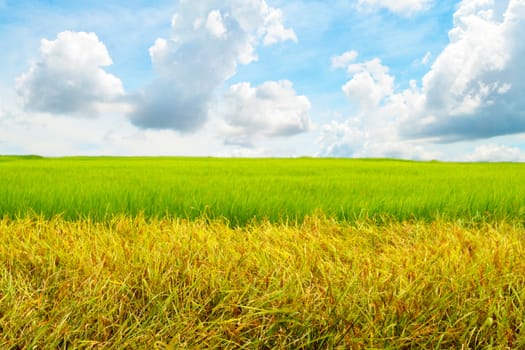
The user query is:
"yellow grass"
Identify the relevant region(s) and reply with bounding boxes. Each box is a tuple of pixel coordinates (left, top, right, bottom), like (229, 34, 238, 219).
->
(1, 215, 525, 348)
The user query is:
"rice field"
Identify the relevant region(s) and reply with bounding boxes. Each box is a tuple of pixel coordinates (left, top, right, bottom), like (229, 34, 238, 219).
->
(1, 156, 524, 223)
(2, 216, 525, 348)
(1, 156, 525, 348)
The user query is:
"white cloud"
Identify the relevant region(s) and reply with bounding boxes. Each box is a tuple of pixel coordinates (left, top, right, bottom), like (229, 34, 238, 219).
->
(463, 144, 525, 162)
(402, 0, 525, 141)
(342, 58, 395, 114)
(357, 0, 433, 15)
(324, 0, 525, 161)
(206, 10, 227, 38)
(217, 80, 311, 147)
(16, 31, 125, 117)
(129, 0, 297, 132)
(421, 51, 432, 65)
(318, 119, 440, 159)
(260, 6, 298, 45)
(412, 51, 432, 67)
(321, 52, 434, 159)
(171, 13, 181, 28)
(331, 50, 358, 69)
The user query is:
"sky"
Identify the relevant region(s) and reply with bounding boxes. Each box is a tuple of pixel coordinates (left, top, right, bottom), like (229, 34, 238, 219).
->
(1, 0, 524, 161)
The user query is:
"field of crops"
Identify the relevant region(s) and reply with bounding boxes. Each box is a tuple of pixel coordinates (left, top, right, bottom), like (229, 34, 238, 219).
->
(1, 156, 524, 223)
(1, 156, 525, 348)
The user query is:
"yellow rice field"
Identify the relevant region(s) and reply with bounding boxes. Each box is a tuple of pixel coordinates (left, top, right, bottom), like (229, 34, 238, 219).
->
(1, 215, 524, 348)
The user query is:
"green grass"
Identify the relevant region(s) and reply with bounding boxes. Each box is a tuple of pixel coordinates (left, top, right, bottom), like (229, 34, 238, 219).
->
(1, 156, 524, 224)
(1, 215, 524, 348)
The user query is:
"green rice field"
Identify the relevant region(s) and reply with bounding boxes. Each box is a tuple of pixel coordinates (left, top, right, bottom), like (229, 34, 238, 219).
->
(1, 156, 524, 224)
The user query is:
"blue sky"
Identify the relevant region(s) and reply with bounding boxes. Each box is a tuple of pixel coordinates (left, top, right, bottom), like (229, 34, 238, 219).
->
(1, 0, 524, 160)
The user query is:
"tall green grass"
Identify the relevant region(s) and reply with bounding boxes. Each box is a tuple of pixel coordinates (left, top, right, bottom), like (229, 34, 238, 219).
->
(1, 156, 524, 223)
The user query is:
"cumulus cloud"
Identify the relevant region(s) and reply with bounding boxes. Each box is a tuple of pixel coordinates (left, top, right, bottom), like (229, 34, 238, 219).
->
(320, 53, 428, 158)
(217, 80, 311, 147)
(331, 50, 358, 69)
(402, 0, 525, 141)
(357, 0, 433, 15)
(342, 58, 396, 115)
(128, 0, 297, 132)
(323, 0, 525, 160)
(206, 10, 228, 38)
(260, 6, 298, 45)
(463, 144, 525, 162)
(16, 31, 125, 117)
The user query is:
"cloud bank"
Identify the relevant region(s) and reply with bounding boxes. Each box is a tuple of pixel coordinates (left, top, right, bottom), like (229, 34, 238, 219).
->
(14, 0, 311, 151)
(463, 144, 525, 162)
(321, 0, 525, 158)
